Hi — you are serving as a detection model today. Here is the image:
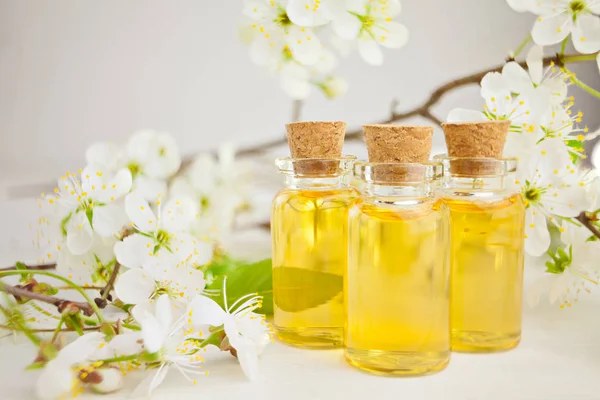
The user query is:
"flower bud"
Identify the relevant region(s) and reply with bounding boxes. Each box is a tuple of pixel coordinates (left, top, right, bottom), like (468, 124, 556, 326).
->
(90, 368, 124, 394)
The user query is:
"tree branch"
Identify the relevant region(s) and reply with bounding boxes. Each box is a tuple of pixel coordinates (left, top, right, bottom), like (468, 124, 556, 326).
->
(0, 263, 56, 272)
(0, 282, 95, 317)
(576, 212, 600, 240)
(228, 53, 591, 156)
(0, 324, 100, 333)
(99, 262, 120, 304)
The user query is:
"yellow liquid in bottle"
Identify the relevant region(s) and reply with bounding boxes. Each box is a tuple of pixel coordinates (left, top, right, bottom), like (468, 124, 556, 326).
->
(444, 194, 525, 352)
(271, 187, 358, 348)
(345, 198, 451, 375)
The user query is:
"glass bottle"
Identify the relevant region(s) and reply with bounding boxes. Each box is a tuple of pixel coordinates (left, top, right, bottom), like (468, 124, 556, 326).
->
(271, 156, 358, 348)
(436, 156, 525, 352)
(346, 162, 450, 375)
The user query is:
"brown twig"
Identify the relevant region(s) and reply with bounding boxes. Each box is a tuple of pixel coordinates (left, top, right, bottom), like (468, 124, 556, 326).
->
(576, 212, 600, 240)
(0, 263, 56, 272)
(0, 324, 100, 333)
(223, 53, 592, 158)
(0, 282, 95, 317)
(99, 262, 120, 303)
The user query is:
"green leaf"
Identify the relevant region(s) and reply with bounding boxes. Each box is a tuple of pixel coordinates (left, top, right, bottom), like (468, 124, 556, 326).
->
(60, 213, 73, 237)
(206, 259, 273, 316)
(272, 267, 343, 313)
(25, 361, 46, 371)
(15, 262, 32, 282)
(85, 208, 94, 229)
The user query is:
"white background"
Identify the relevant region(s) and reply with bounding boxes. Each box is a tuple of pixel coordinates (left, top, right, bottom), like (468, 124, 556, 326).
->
(1, 0, 600, 195)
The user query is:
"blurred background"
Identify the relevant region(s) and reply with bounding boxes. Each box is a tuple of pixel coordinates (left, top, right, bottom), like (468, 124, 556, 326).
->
(1, 0, 600, 200)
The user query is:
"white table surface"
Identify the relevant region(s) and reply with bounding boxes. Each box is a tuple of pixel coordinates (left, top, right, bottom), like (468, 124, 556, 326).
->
(1, 198, 599, 400)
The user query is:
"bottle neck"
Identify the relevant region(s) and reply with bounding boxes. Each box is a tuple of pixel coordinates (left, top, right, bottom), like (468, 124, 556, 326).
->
(443, 175, 507, 192)
(285, 174, 351, 190)
(364, 182, 434, 198)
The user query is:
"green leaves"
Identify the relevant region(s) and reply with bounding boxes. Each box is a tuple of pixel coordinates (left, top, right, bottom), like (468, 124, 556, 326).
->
(546, 245, 573, 274)
(272, 267, 343, 313)
(204, 259, 344, 315)
(205, 258, 273, 316)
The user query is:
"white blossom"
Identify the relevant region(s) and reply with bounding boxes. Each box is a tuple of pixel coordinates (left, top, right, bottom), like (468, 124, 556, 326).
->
(334, 0, 408, 66)
(35, 333, 105, 400)
(189, 282, 270, 381)
(131, 295, 207, 397)
(509, 139, 589, 256)
(114, 260, 206, 308)
(86, 130, 181, 201)
(114, 193, 212, 270)
(528, 221, 600, 307)
(46, 166, 131, 255)
(507, 0, 600, 54)
(170, 145, 250, 242)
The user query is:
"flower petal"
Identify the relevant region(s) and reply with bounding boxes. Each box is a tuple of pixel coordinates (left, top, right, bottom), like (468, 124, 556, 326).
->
(526, 45, 544, 85)
(66, 213, 94, 255)
(154, 294, 173, 332)
(286, 0, 331, 27)
(531, 12, 572, 46)
(507, 0, 531, 12)
(115, 268, 155, 305)
(36, 361, 75, 400)
(502, 62, 532, 93)
(357, 37, 383, 66)
(85, 142, 125, 171)
(133, 176, 168, 203)
(125, 192, 157, 232)
(331, 12, 362, 39)
(189, 295, 227, 327)
(161, 197, 198, 232)
(286, 26, 322, 65)
(114, 233, 153, 269)
(572, 14, 600, 54)
(56, 332, 105, 364)
(131, 364, 169, 398)
(234, 338, 261, 381)
(524, 208, 551, 256)
(373, 21, 409, 49)
(92, 204, 126, 237)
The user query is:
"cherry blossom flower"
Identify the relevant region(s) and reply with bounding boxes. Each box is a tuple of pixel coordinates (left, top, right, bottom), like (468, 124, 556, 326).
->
(528, 221, 600, 307)
(46, 165, 131, 255)
(35, 333, 105, 400)
(170, 145, 250, 241)
(333, 0, 408, 66)
(114, 193, 212, 270)
(243, 0, 323, 66)
(56, 235, 116, 286)
(86, 130, 181, 201)
(509, 139, 589, 256)
(507, 0, 600, 54)
(130, 295, 207, 397)
(189, 282, 270, 380)
(114, 260, 206, 309)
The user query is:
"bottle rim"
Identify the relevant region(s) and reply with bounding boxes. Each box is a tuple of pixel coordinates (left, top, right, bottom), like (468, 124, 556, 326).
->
(433, 154, 518, 177)
(275, 156, 357, 176)
(354, 161, 444, 185)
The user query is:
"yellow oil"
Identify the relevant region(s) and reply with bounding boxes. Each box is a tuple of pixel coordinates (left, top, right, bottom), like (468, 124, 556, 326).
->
(345, 198, 450, 376)
(271, 187, 358, 348)
(443, 194, 525, 352)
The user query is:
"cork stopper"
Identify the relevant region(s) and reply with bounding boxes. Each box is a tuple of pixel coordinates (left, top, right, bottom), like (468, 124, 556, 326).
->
(441, 120, 510, 176)
(286, 121, 346, 175)
(363, 125, 433, 183)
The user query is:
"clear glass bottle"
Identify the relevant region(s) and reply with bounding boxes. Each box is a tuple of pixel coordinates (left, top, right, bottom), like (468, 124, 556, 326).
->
(346, 162, 450, 375)
(436, 156, 525, 352)
(271, 156, 358, 348)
